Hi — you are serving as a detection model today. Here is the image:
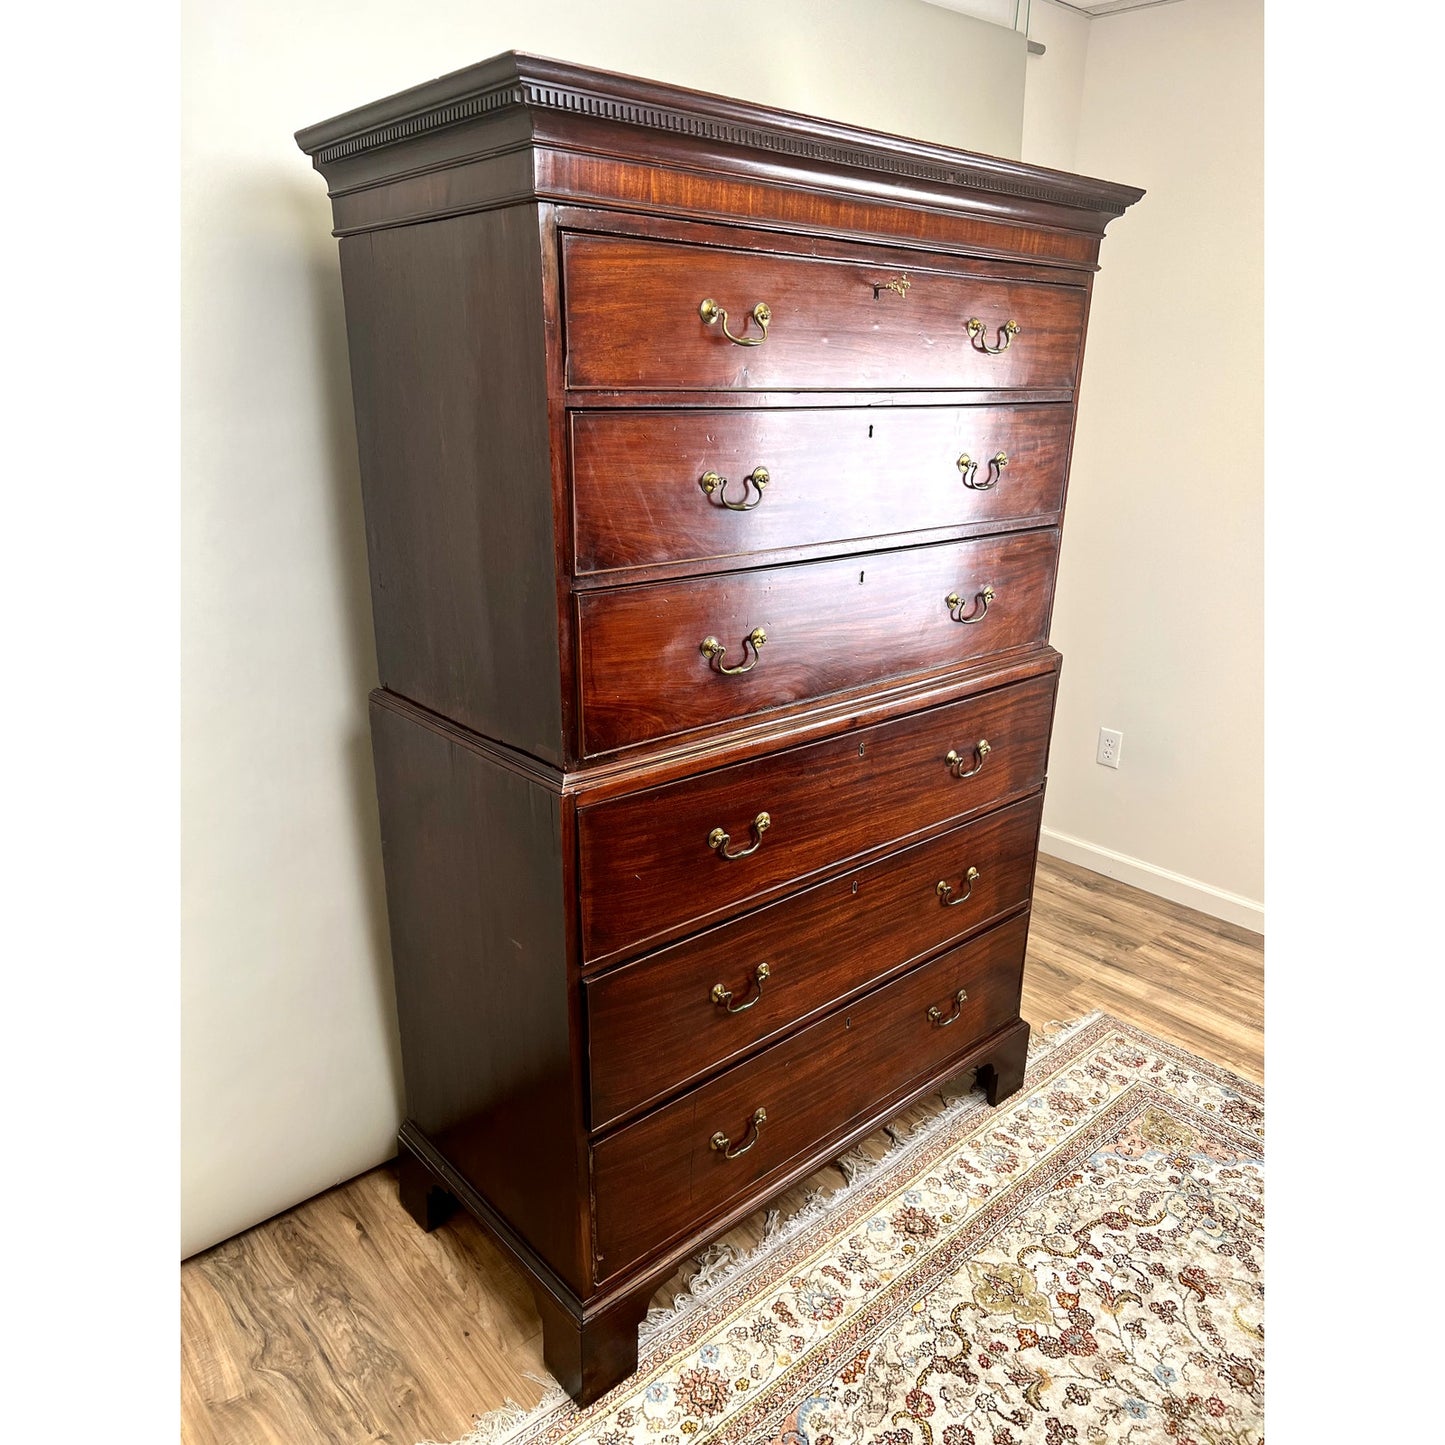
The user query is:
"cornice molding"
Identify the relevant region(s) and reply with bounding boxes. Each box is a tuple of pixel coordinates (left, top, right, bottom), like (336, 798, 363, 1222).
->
(307, 83, 529, 165)
(296, 52, 1144, 219)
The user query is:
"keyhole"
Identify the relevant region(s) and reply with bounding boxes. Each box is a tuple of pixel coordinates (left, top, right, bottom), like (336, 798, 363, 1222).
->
(845, 1016, 852, 1030)
(851, 879, 859, 895)
(859, 571, 865, 584)
(867, 424, 874, 439)
(858, 740, 866, 758)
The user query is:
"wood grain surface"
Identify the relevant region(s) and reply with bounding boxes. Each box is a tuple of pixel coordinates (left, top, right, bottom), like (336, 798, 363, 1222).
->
(570, 403, 1074, 577)
(562, 233, 1088, 393)
(368, 698, 588, 1295)
(338, 206, 567, 763)
(578, 671, 1057, 965)
(576, 530, 1060, 756)
(585, 793, 1044, 1130)
(180, 857, 1262, 1445)
(591, 913, 1028, 1282)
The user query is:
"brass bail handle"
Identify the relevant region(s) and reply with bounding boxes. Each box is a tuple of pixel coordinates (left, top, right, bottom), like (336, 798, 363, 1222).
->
(700, 467, 770, 511)
(966, 317, 1021, 354)
(711, 1106, 767, 1159)
(708, 811, 771, 860)
(927, 988, 969, 1028)
(946, 585, 995, 624)
(956, 451, 1009, 490)
(711, 961, 771, 1014)
(700, 297, 771, 346)
(701, 627, 768, 675)
(936, 866, 980, 908)
(945, 740, 991, 779)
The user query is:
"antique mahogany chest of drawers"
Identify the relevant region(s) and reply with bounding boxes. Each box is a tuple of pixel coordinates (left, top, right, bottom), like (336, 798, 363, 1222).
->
(297, 52, 1141, 1405)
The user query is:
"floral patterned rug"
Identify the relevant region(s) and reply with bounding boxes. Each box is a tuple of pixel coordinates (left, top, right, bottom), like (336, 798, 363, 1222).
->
(436, 1014, 1263, 1445)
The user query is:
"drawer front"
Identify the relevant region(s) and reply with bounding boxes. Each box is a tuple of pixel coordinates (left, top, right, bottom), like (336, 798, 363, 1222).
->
(571, 404, 1074, 575)
(563, 234, 1087, 393)
(591, 912, 1029, 1282)
(578, 529, 1059, 756)
(586, 793, 1043, 1130)
(578, 670, 1056, 965)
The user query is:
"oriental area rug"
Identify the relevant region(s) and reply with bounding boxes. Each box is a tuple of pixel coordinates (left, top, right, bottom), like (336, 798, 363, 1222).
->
(433, 1014, 1263, 1445)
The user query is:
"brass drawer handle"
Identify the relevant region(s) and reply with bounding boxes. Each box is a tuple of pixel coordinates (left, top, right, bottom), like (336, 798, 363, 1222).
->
(700, 467, 770, 511)
(712, 961, 771, 1013)
(699, 297, 771, 346)
(945, 740, 991, 778)
(927, 988, 969, 1027)
(957, 451, 1009, 490)
(936, 866, 980, 908)
(701, 627, 767, 674)
(946, 585, 995, 624)
(708, 811, 771, 860)
(711, 1106, 767, 1159)
(966, 318, 1021, 354)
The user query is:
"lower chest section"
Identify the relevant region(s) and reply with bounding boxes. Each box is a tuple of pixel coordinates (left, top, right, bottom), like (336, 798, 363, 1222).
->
(574, 664, 1055, 1286)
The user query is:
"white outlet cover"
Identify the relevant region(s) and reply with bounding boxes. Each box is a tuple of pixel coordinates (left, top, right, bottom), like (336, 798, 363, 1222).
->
(1097, 728, 1123, 768)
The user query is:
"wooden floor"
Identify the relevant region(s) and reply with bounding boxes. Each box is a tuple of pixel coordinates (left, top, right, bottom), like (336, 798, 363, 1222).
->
(180, 856, 1263, 1445)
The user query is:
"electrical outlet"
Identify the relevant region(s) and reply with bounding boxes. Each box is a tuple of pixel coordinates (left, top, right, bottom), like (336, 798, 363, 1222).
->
(1096, 727, 1123, 769)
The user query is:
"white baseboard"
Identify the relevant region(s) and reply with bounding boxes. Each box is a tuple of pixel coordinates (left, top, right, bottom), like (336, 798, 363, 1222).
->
(1038, 827, 1264, 934)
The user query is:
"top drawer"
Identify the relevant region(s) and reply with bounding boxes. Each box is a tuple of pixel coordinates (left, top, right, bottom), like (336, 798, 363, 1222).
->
(562, 234, 1088, 394)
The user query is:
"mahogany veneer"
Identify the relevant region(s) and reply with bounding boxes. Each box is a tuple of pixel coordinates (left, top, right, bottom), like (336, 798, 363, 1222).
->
(577, 529, 1060, 755)
(585, 794, 1045, 1130)
(577, 669, 1059, 965)
(571, 403, 1075, 575)
(298, 51, 1141, 1407)
(561, 234, 1089, 391)
(590, 912, 1032, 1284)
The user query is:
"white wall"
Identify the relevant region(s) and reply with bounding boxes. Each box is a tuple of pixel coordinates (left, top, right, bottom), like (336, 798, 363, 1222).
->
(181, 0, 1027, 1257)
(1019, 0, 1091, 173)
(1022, 0, 1264, 928)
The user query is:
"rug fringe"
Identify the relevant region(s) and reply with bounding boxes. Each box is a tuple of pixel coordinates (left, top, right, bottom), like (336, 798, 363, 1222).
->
(834, 1144, 876, 1184)
(420, 1383, 571, 1445)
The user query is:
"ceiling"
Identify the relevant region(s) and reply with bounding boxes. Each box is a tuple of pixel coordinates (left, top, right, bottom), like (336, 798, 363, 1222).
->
(1061, 0, 1187, 15)
(919, 0, 1187, 25)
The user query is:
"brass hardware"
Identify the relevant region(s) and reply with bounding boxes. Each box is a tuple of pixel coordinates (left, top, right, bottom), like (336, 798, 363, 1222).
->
(927, 988, 969, 1027)
(936, 866, 980, 908)
(708, 811, 771, 860)
(956, 451, 1009, 490)
(699, 297, 771, 346)
(945, 740, 991, 779)
(700, 467, 770, 510)
(946, 585, 995, 624)
(966, 318, 1021, 354)
(872, 274, 910, 299)
(711, 1106, 767, 1159)
(701, 627, 768, 674)
(711, 961, 771, 1013)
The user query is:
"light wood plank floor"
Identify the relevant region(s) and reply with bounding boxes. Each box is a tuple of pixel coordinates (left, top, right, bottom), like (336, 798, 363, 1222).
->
(180, 856, 1263, 1445)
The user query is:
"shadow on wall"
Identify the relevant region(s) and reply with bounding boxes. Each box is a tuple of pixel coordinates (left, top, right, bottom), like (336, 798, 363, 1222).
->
(297, 181, 405, 1106)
